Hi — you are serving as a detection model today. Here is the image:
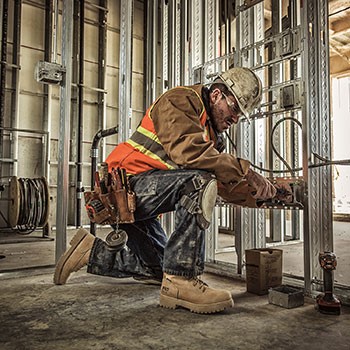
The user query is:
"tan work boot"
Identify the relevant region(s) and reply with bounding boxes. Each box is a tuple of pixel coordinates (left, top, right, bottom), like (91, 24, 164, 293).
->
(53, 228, 95, 285)
(159, 274, 234, 314)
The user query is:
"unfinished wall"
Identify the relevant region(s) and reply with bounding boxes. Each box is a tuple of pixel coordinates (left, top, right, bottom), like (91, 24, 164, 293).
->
(0, 0, 145, 230)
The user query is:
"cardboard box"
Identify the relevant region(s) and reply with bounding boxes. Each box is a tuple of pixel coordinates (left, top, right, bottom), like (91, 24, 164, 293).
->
(245, 248, 283, 295)
(268, 285, 304, 308)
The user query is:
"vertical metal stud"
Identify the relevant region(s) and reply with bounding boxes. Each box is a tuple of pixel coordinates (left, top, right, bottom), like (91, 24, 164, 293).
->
(204, 0, 218, 82)
(301, 0, 333, 294)
(174, 0, 181, 86)
(145, 0, 158, 106)
(269, 0, 283, 244)
(190, 0, 204, 78)
(236, 2, 258, 266)
(161, 0, 169, 92)
(118, 0, 133, 143)
(289, 0, 301, 242)
(56, 0, 74, 261)
(253, 1, 266, 250)
(167, 0, 175, 88)
(10, 0, 22, 177)
(43, 0, 53, 181)
(0, 0, 8, 176)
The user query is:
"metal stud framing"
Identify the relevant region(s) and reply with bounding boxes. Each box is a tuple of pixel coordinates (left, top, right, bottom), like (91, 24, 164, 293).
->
(56, 0, 74, 261)
(118, 0, 133, 144)
(145, 0, 158, 106)
(301, 0, 333, 293)
(234, 2, 266, 272)
(98, 1, 108, 160)
(161, 0, 168, 92)
(141, 0, 344, 299)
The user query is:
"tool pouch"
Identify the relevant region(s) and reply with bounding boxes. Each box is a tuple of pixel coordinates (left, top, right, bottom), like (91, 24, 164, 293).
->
(109, 189, 135, 223)
(84, 165, 136, 225)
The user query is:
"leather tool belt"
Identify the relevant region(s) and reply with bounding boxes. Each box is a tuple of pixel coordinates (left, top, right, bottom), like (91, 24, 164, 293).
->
(84, 165, 136, 225)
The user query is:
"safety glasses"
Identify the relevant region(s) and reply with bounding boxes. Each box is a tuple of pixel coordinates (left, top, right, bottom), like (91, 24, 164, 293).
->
(222, 92, 242, 118)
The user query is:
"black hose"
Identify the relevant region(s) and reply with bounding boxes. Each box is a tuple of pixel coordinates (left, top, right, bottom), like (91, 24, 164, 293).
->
(227, 117, 350, 174)
(269, 117, 302, 175)
(14, 178, 49, 234)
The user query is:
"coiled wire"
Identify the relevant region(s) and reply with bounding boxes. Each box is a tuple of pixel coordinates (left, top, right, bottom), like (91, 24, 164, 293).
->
(15, 177, 49, 234)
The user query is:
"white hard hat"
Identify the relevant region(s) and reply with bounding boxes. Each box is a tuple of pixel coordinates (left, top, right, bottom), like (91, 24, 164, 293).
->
(217, 67, 262, 122)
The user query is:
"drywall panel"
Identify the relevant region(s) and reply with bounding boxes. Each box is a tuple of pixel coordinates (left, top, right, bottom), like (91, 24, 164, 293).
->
(134, 1, 144, 38)
(83, 60, 99, 96)
(106, 65, 119, 107)
(17, 135, 44, 177)
(105, 107, 119, 130)
(81, 103, 100, 141)
(49, 92, 61, 139)
(21, 4, 45, 49)
(18, 95, 43, 130)
(84, 22, 99, 63)
(108, 1, 120, 29)
(19, 47, 44, 93)
(131, 73, 144, 113)
(106, 30, 120, 68)
(133, 38, 144, 73)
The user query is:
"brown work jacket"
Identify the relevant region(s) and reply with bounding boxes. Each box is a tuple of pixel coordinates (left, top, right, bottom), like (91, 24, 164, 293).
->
(106, 84, 257, 207)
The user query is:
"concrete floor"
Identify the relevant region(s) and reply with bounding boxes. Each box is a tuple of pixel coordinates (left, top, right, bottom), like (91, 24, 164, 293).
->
(0, 270, 350, 350)
(215, 221, 350, 286)
(1, 221, 349, 284)
(1, 223, 350, 349)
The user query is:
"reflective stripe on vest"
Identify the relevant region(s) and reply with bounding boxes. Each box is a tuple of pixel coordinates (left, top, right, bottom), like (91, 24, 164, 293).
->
(126, 86, 208, 171)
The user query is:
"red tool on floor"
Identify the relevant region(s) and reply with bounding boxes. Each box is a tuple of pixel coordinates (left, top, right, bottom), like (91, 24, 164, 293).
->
(316, 252, 341, 315)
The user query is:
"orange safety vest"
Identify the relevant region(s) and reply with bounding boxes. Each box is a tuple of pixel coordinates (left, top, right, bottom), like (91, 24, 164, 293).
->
(106, 87, 211, 175)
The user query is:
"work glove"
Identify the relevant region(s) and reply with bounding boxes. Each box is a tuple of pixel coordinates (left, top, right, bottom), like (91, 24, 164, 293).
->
(244, 169, 277, 200)
(274, 182, 293, 203)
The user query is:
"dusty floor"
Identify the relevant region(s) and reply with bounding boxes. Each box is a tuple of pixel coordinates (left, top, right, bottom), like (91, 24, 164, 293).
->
(0, 222, 350, 349)
(1, 221, 349, 285)
(0, 270, 350, 350)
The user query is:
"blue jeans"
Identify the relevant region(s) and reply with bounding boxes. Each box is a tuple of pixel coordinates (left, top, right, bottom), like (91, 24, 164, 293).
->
(87, 169, 211, 279)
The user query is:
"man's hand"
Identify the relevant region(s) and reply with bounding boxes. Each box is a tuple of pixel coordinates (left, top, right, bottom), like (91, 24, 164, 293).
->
(245, 169, 277, 200)
(274, 182, 293, 203)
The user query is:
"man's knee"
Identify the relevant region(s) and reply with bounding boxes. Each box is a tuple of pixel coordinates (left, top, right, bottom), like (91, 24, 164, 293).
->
(179, 172, 217, 229)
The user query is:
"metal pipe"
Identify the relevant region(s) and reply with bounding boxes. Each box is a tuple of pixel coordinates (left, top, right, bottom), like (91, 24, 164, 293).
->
(76, 0, 85, 228)
(0, 0, 9, 176)
(145, 0, 153, 106)
(10, 0, 22, 177)
(89, 126, 118, 235)
(0, 126, 49, 134)
(43, 0, 53, 181)
(98, 0, 107, 160)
